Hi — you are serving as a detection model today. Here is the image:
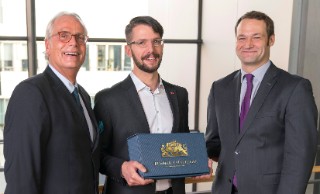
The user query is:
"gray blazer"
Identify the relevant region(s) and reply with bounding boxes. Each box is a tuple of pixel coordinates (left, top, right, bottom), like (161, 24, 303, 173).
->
(4, 66, 100, 194)
(206, 63, 318, 194)
(94, 75, 189, 194)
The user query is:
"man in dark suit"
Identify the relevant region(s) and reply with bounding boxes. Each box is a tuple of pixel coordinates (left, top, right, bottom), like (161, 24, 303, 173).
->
(3, 12, 99, 194)
(205, 11, 318, 194)
(94, 16, 189, 194)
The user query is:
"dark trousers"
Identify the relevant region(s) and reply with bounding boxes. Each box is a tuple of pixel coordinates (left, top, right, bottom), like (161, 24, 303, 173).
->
(155, 187, 173, 194)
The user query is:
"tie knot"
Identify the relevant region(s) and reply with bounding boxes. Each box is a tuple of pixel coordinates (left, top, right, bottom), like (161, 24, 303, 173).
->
(244, 74, 254, 83)
(73, 87, 79, 95)
(72, 87, 81, 105)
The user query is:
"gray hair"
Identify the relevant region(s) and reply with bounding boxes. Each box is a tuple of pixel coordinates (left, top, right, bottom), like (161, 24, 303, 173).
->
(45, 11, 87, 40)
(44, 11, 88, 60)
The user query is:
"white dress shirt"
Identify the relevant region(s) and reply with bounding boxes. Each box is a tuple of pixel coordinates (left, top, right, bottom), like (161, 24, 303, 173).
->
(130, 72, 173, 191)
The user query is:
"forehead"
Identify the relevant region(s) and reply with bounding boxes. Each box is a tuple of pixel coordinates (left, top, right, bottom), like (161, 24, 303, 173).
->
(131, 24, 160, 39)
(236, 19, 267, 36)
(52, 15, 85, 33)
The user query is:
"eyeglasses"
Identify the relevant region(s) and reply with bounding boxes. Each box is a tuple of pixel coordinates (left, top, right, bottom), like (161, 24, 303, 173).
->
(128, 39, 164, 48)
(51, 31, 88, 44)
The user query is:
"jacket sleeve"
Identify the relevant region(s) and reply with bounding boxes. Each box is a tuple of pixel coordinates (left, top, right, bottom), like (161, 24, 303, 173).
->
(4, 82, 50, 194)
(205, 82, 221, 159)
(277, 79, 318, 194)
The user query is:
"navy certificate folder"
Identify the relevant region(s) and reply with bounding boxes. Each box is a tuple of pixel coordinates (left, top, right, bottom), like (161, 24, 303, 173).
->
(127, 133, 209, 179)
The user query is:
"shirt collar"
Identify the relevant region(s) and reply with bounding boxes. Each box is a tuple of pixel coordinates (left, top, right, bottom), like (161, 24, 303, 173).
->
(49, 64, 78, 93)
(130, 72, 164, 92)
(241, 60, 271, 83)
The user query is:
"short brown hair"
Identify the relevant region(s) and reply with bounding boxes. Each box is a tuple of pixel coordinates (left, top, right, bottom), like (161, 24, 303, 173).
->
(235, 11, 274, 39)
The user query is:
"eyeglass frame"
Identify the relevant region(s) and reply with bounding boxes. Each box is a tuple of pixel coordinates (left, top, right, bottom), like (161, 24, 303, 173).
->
(50, 31, 88, 44)
(127, 39, 164, 48)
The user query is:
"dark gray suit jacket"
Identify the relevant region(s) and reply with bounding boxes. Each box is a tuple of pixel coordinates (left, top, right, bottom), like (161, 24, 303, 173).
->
(4, 66, 100, 194)
(206, 63, 318, 194)
(94, 75, 189, 194)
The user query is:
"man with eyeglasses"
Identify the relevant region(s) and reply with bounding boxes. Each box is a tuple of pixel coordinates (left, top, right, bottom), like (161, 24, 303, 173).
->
(94, 16, 189, 194)
(3, 12, 99, 194)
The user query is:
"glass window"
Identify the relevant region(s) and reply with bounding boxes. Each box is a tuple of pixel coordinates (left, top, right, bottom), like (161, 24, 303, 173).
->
(21, 44, 28, 71)
(3, 43, 13, 71)
(0, 0, 3, 24)
(97, 45, 106, 71)
(108, 45, 121, 71)
(82, 45, 90, 71)
(0, 0, 26, 36)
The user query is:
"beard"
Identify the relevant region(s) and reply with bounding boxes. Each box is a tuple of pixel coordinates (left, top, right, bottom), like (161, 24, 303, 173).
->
(132, 51, 162, 73)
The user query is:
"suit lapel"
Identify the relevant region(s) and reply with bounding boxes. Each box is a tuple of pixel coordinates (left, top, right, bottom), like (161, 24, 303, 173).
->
(123, 76, 150, 134)
(233, 71, 242, 136)
(236, 64, 279, 144)
(45, 67, 97, 150)
(163, 81, 179, 133)
(44, 66, 77, 110)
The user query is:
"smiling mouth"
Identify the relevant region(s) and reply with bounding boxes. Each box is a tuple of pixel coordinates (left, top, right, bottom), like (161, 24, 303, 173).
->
(142, 53, 160, 61)
(145, 57, 156, 61)
(64, 52, 79, 56)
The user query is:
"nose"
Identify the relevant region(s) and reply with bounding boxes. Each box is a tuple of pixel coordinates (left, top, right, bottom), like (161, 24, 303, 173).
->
(245, 38, 253, 48)
(68, 35, 78, 45)
(145, 41, 156, 52)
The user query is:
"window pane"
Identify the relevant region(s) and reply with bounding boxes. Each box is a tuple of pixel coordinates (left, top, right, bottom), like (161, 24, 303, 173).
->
(0, 0, 26, 36)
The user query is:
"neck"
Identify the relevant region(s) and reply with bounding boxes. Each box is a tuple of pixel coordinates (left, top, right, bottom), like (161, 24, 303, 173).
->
(50, 64, 79, 85)
(132, 69, 159, 91)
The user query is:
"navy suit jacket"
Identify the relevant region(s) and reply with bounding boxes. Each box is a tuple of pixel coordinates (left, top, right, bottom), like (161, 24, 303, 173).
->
(206, 63, 318, 194)
(94, 75, 189, 194)
(4, 66, 100, 194)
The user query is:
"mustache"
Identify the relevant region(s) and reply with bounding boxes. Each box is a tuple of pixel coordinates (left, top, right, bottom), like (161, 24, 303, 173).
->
(141, 53, 160, 60)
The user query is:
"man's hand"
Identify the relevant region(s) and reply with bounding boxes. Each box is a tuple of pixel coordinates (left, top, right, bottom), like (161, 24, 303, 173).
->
(121, 161, 154, 186)
(190, 158, 214, 180)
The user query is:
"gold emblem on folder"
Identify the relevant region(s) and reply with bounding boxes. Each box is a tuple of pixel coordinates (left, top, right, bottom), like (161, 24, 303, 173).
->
(161, 140, 188, 157)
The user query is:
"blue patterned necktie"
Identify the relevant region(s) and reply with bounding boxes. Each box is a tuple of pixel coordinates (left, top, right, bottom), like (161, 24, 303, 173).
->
(72, 87, 83, 111)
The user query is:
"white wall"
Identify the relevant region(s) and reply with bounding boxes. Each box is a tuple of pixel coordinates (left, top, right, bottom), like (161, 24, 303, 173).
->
(200, 0, 293, 131)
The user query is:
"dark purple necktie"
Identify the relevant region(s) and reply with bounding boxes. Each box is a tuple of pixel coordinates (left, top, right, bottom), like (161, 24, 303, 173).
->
(239, 74, 254, 130)
(233, 74, 254, 188)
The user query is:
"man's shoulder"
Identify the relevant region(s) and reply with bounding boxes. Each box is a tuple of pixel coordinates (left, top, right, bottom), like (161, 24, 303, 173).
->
(272, 66, 309, 86)
(16, 72, 47, 90)
(95, 77, 131, 100)
(162, 80, 187, 92)
(214, 70, 240, 85)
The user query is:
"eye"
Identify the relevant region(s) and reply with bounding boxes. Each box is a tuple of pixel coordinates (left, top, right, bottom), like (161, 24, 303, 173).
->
(237, 37, 246, 41)
(136, 40, 146, 46)
(77, 34, 85, 41)
(59, 32, 69, 39)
